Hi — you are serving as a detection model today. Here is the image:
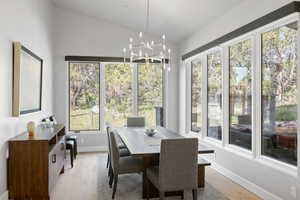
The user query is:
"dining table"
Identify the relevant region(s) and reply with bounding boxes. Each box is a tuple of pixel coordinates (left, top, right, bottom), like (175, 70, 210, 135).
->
(115, 126, 215, 199)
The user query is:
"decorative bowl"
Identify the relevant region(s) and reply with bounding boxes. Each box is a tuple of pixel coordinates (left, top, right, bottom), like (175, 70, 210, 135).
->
(145, 127, 157, 137)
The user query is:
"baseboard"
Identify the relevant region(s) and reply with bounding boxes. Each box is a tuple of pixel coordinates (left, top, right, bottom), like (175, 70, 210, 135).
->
(0, 191, 8, 200)
(78, 145, 107, 153)
(211, 162, 282, 200)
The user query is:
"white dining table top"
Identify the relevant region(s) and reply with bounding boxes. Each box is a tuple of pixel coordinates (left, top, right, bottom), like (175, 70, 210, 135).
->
(115, 126, 214, 157)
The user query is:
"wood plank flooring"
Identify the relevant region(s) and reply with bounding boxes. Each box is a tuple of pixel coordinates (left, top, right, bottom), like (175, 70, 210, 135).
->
(51, 153, 261, 200)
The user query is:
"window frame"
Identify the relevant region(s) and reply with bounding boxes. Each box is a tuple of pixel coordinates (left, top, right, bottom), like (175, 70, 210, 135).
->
(68, 61, 101, 132)
(190, 56, 203, 133)
(186, 13, 299, 172)
(137, 63, 166, 127)
(67, 61, 166, 133)
(206, 47, 224, 142)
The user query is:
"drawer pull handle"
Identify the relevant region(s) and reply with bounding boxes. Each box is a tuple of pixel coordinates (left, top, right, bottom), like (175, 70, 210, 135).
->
(52, 154, 56, 163)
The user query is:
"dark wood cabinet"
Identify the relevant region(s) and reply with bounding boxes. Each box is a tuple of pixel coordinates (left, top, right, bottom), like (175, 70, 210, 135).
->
(8, 124, 66, 200)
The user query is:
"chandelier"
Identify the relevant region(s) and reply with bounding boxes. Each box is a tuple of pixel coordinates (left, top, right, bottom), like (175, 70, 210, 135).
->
(122, 0, 171, 71)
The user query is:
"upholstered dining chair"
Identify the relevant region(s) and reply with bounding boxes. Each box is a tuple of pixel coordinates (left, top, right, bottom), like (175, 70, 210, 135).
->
(106, 126, 130, 174)
(127, 117, 145, 127)
(109, 130, 144, 199)
(146, 138, 199, 200)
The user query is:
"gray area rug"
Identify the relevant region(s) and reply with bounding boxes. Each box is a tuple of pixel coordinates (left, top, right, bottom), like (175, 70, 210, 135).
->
(96, 156, 229, 200)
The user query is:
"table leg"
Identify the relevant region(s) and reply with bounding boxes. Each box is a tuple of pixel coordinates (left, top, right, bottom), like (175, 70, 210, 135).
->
(142, 156, 159, 199)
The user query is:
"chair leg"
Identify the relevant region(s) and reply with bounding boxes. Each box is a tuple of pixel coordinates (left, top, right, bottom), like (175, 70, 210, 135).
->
(74, 140, 78, 159)
(70, 148, 74, 168)
(108, 164, 112, 177)
(109, 172, 114, 188)
(181, 191, 184, 199)
(146, 176, 150, 200)
(192, 189, 197, 200)
(159, 191, 164, 200)
(106, 154, 110, 168)
(112, 174, 118, 199)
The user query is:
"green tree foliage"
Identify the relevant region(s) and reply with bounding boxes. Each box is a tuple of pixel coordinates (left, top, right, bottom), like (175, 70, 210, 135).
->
(105, 64, 133, 127)
(138, 64, 163, 126)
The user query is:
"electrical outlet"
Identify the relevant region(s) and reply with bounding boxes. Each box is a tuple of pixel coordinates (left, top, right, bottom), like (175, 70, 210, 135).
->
(290, 186, 296, 198)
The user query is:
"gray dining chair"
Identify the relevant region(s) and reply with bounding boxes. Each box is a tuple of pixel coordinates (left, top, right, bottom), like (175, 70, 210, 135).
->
(146, 138, 198, 200)
(106, 126, 130, 179)
(109, 130, 144, 199)
(127, 117, 145, 127)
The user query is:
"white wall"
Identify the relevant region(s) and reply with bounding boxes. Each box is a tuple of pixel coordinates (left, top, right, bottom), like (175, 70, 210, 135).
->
(0, 0, 54, 199)
(179, 1, 299, 200)
(53, 6, 179, 150)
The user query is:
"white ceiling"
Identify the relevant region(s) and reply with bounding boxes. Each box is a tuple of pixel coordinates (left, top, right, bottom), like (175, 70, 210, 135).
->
(52, 0, 245, 42)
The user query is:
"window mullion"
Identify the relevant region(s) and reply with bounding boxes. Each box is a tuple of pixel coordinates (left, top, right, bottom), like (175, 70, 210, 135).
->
(100, 62, 105, 132)
(132, 63, 138, 116)
(202, 55, 208, 140)
(255, 31, 262, 159)
(222, 46, 229, 147)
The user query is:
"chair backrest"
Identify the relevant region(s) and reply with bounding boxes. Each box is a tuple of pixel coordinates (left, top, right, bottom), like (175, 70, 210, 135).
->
(159, 138, 198, 191)
(108, 130, 120, 173)
(127, 117, 145, 127)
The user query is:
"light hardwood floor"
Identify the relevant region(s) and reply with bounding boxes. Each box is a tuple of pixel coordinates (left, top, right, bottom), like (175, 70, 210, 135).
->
(52, 153, 261, 200)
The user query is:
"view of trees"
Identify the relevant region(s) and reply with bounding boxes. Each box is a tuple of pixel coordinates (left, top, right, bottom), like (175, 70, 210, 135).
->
(69, 62, 164, 130)
(138, 64, 163, 126)
(229, 39, 252, 150)
(262, 21, 298, 165)
(105, 64, 133, 127)
(69, 63, 100, 131)
(191, 60, 202, 132)
(207, 51, 223, 140)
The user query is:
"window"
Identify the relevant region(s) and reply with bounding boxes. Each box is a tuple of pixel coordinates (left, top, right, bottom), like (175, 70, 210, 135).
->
(229, 39, 252, 150)
(191, 59, 202, 132)
(261, 21, 298, 166)
(138, 64, 164, 126)
(104, 63, 133, 127)
(69, 62, 100, 131)
(68, 62, 165, 131)
(207, 51, 223, 140)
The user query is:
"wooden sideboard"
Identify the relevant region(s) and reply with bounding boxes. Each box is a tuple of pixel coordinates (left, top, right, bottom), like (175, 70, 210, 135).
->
(8, 124, 66, 200)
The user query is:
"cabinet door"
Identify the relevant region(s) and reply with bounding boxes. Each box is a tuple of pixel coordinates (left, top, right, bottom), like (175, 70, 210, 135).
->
(48, 150, 56, 193)
(55, 140, 65, 178)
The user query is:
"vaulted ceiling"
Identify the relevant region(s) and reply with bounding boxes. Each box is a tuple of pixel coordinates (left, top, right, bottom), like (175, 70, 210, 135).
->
(52, 0, 245, 42)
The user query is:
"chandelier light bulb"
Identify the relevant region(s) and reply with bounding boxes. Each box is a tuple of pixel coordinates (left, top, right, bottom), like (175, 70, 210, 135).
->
(123, 48, 127, 53)
(129, 37, 133, 43)
(139, 32, 143, 38)
(129, 44, 132, 50)
(162, 34, 166, 40)
(168, 49, 171, 53)
(139, 50, 142, 57)
(168, 66, 171, 72)
(151, 41, 154, 45)
(163, 45, 166, 51)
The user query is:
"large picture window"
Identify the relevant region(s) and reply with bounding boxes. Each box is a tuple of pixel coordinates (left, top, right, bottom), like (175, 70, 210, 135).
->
(138, 64, 164, 126)
(69, 62, 100, 131)
(261, 21, 298, 166)
(229, 39, 252, 150)
(68, 62, 165, 131)
(105, 63, 133, 127)
(191, 59, 202, 132)
(207, 50, 223, 140)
